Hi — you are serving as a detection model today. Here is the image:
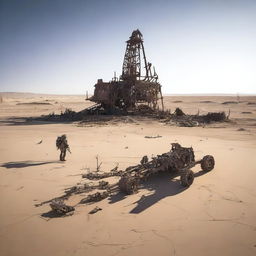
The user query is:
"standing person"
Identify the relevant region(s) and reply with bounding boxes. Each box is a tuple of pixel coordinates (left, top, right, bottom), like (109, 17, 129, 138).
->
(56, 134, 70, 161)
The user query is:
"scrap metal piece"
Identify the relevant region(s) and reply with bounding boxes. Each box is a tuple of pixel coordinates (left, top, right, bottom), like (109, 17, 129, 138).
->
(174, 107, 185, 116)
(80, 191, 109, 204)
(82, 170, 123, 180)
(140, 155, 148, 165)
(49, 199, 74, 215)
(89, 206, 102, 214)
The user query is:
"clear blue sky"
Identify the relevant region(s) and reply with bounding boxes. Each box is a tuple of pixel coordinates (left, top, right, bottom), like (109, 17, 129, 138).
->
(0, 0, 255, 94)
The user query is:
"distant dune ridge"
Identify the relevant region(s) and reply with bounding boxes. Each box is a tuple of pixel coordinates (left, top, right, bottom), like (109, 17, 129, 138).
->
(0, 92, 85, 98)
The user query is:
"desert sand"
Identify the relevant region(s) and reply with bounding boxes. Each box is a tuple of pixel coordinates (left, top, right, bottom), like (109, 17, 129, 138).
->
(0, 93, 256, 256)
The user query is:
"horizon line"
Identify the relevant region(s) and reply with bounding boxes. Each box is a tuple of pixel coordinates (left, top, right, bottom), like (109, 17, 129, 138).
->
(1, 91, 256, 97)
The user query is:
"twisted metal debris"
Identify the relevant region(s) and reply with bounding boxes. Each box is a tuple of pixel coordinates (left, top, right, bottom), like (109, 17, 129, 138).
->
(36, 143, 215, 216)
(49, 199, 74, 215)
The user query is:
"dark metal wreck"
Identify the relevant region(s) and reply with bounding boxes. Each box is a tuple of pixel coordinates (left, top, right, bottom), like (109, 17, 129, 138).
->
(90, 29, 164, 112)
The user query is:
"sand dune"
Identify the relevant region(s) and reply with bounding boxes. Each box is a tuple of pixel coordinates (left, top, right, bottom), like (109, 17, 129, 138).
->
(0, 94, 255, 256)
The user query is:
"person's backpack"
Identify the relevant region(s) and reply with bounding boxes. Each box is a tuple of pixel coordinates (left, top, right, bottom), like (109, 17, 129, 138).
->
(56, 136, 62, 149)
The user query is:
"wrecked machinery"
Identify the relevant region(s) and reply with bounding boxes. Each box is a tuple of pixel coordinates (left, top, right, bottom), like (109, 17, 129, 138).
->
(118, 143, 215, 194)
(84, 143, 215, 195)
(37, 143, 215, 215)
(90, 29, 164, 112)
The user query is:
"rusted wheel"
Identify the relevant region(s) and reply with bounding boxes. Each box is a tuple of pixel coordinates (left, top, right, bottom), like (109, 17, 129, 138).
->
(201, 155, 215, 172)
(118, 175, 138, 194)
(180, 170, 194, 187)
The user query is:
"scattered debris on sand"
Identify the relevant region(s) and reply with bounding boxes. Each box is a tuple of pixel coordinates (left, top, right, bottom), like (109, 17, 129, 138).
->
(65, 180, 110, 195)
(80, 191, 109, 204)
(200, 101, 214, 103)
(82, 166, 122, 180)
(144, 135, 162, 139)
(50, 199, 74, 216)
(222, 101, 238, 105)
(36, 106, 229, 128)
(174, 107, 185, 116)
(36, 143, 215, 215)
(89, 206, 102, 214)
(237, 128, 246, 131)
(164, 108, 229, 127)
(17, 102, 52, 105)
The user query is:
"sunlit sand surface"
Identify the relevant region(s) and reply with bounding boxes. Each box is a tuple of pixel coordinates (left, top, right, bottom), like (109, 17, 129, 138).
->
(0, 93, 255, 256)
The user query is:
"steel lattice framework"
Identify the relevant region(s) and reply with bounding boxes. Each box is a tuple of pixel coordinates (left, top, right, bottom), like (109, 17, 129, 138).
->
(91, 29, 164, 111)
(121, 29, 158, 82)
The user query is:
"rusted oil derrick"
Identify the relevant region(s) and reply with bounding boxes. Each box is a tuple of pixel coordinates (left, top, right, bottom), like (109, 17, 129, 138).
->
(90, 29, 164, 112)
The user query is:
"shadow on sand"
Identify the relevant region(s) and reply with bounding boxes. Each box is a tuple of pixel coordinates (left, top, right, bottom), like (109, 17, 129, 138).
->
(0, 118, 72, 126)
(37, 169, 209, 217)
(109, 170, 208, 214)
(40, 210, 73, 219)
(1, 160, 60, 169)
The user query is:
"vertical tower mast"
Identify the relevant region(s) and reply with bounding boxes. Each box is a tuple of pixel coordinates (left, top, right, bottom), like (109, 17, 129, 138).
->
(122, 29, 148, 81)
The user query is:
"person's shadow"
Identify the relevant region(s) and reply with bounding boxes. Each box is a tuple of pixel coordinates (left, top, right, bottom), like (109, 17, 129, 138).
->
(0, 160, 60, 169)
